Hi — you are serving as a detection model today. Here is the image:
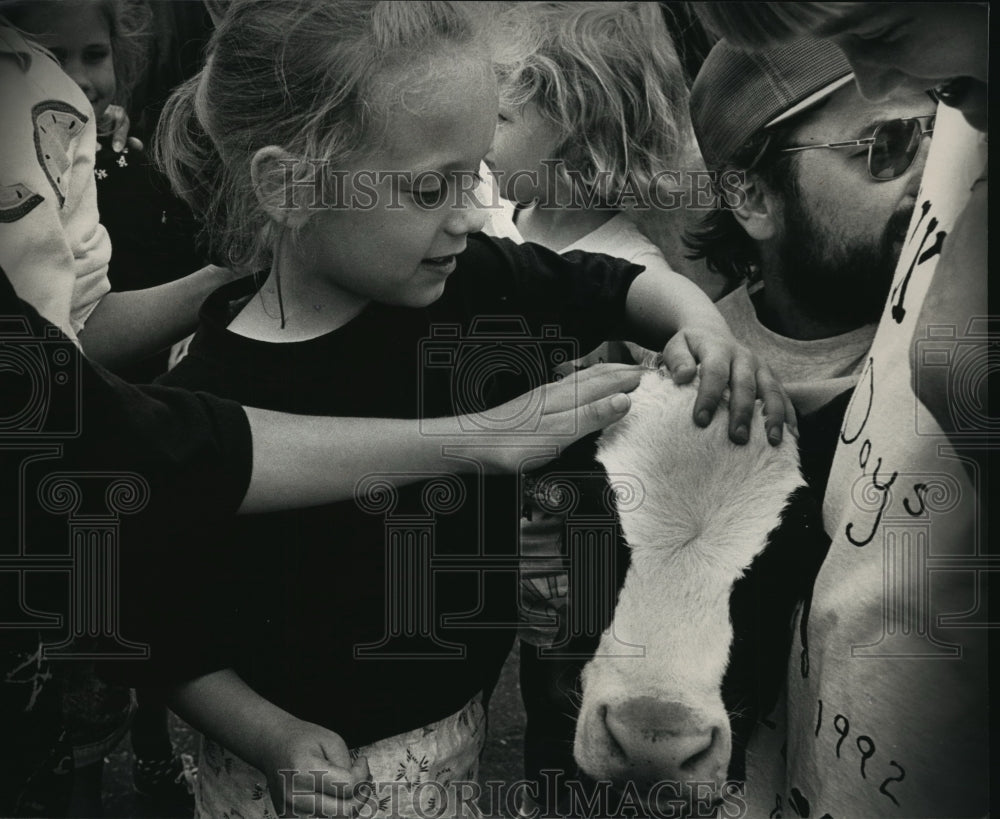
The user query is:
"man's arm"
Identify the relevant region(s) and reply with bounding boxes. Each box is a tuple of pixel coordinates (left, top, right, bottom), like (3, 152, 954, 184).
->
(910, 178, 987, 461)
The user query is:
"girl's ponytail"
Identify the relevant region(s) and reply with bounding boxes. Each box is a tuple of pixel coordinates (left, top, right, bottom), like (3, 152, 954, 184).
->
(155, 70, 226, 263)
(154, 62, 263, 272)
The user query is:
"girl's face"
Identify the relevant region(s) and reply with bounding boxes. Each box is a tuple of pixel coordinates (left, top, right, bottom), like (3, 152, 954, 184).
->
(286, 51, 497, 310)
(17, 0, 116, 121)
(486, 100, 564, 206)
(815, 2, 988, 130)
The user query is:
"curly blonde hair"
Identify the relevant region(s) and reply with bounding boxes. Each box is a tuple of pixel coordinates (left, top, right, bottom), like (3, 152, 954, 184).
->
(496, 1, 691, 203)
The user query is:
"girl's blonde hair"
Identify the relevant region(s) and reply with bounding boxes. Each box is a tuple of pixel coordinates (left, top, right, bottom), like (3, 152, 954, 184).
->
(157, 0, 506, 274)
(497, 1, 691, 202)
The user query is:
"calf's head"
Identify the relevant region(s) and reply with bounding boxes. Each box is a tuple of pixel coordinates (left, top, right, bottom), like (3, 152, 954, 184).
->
(573, 371, 804, 795)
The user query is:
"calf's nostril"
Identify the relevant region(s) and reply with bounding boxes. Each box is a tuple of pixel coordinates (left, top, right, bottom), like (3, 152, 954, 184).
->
(602, 699, 730, 784)
(598, 705, 628, 762)
(680, 726, 719, 773)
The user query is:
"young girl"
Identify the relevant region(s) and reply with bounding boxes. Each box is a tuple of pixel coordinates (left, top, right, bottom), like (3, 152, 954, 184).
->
(1, 0, 236, 374)
(153, 2, 790, 816)
(482, 5, 730, 809)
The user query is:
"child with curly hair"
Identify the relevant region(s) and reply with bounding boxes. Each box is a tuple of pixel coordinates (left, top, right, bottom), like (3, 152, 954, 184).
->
(481, 5, 731, 809)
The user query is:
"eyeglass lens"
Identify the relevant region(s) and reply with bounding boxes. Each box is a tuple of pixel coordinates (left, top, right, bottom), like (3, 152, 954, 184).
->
(870, 118, 925, 180)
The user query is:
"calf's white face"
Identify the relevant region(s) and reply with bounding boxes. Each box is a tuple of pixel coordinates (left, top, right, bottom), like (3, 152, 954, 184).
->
(573, 371, 804, 796)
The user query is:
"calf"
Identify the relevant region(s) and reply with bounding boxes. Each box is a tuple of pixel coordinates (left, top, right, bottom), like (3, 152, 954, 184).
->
(573, 369, 805, 796)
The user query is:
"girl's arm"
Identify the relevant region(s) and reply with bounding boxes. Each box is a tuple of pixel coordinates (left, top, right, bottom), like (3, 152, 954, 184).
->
(169, 669, 370, 815)
(624, 257, 796, 445)
(76, 264, 237, 370)
(240, 362, 641, 513)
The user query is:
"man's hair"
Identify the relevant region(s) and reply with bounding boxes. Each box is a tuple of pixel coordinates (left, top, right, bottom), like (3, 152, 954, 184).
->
(684, 121, 800, 283)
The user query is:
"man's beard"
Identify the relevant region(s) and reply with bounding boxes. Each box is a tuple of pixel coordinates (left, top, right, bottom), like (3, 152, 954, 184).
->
(774, 194, 913, 328)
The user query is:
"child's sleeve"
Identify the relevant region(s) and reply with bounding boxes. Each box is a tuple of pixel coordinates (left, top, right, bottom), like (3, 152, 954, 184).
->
(1, 264, 251, 688)
(0, 38, 111, 342)
(462, 234, 646, 352)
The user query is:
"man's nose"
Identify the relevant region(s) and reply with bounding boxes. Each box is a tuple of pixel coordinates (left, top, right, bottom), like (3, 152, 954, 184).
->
(850, 64, 912, 102)
(833, 39, 919, 102)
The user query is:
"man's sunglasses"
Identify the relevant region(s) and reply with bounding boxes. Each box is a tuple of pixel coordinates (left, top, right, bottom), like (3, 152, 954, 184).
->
(777, 115, 936, 181)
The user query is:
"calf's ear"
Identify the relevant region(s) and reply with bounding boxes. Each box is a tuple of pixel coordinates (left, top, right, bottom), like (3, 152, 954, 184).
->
(720, 389, 853, 778)
(722, 483, 831, 781)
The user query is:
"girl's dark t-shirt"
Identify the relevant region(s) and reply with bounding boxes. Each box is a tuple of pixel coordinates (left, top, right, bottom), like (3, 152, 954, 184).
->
(155, 233, 644, 747)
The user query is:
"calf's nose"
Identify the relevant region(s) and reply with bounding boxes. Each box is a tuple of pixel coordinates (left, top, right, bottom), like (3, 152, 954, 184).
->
(604, 697, 730, 786)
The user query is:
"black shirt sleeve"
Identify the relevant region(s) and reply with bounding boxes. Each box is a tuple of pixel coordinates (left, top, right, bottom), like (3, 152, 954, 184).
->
(456, 234, 646, 352)
(1, 266, 252, 686)
(0, 265, 252, 525)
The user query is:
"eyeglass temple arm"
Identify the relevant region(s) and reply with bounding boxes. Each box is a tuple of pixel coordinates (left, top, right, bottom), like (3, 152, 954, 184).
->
(779, 138, 875, 154)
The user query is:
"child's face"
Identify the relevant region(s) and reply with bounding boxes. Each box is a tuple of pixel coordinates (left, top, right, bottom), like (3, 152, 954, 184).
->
(486, 100, 564, 206)
(18, 0, 116, 121)
(289, 51, 497, 309)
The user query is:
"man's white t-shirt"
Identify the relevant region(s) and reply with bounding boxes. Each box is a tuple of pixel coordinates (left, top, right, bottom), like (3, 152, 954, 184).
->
(716, 283, 875, 416)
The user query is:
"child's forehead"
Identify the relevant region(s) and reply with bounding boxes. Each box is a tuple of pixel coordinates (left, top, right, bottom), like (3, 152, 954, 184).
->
(14, 0, 111, 45)
(361, 52, 498, 171)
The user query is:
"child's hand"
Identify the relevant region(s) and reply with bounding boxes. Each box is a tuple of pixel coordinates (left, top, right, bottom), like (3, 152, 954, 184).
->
(261, 717, 371, 817)
(661, 325, 797, 445)
(423, 363, 643, 473)
(99, 104, 143, 153)
(465, 362, 643, 471)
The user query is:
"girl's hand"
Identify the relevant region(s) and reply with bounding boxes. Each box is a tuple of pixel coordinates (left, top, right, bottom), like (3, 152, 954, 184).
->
(662, 325, 797, 446)
(99, 104, 143, 153)
(453, 362, 644, 473)
(416, 364, 643, 474)
(261, 717, 371, 817)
